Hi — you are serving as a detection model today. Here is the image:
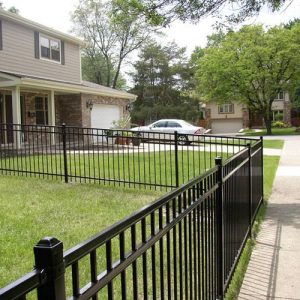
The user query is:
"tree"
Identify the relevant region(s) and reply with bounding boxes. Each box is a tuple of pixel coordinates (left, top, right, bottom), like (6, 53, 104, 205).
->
(284, 19, 300, 109)
(81, 47, 126, 89)
(130, 41, 200, 123)
(0, 3, 19, 14)
(116, 0, 287, 25)
(72, 0, 157, 89)
(195, 24, 300, 134)
(7, 6, 19, 14)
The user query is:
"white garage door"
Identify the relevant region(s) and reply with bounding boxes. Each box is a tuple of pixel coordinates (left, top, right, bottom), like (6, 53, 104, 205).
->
(91, 104, 121, 144)
(211, 119, 243, 134)
(91, 104, 121, 129)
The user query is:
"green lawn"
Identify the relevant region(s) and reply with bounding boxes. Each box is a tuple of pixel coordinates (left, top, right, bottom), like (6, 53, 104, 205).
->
(0, 153, 279, 297)
(263, 139, 284, 149)
(0, 177, 163, 288)
(245, 127, 300, 136)
(0, 150, 230, 189)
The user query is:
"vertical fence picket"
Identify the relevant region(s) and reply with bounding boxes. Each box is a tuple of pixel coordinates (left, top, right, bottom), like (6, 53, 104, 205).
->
(61, 123, 68, 183)
(260, 136, 264, 204)
(215, 157, 224, 300)
(174, 131, 179, 188)
(248, 143, 253, 237)
(131, 224, 138, 300)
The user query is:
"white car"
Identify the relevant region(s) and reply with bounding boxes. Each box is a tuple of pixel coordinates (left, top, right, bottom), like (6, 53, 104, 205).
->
(131, 119, 205, 145)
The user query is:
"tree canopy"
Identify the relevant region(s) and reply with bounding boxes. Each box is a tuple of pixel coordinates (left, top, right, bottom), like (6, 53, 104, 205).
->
(194, 24, 300, 134)
(0, 2, 19, 14)
(72, 0, 157, 88)
(130, 41, 200, 124)
(81, 47, 126, 89)
(114, 0, 287, 25)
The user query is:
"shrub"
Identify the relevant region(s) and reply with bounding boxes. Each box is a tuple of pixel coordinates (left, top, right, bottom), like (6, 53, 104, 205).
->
(274, 113, 283, 121)
(271, 121, 288, 128)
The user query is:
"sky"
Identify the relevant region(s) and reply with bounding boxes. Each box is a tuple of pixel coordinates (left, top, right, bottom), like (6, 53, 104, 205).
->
(1, 0, 300, 56)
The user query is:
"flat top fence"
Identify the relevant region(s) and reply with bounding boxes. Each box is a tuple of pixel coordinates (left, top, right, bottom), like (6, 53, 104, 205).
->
(0, 137, 263, 299)
(0, 123, 263, 300)
(0, 123, 260, 190)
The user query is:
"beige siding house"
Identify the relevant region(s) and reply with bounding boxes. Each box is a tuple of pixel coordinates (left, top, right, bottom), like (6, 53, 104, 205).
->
(204, 92, 292, 134)
(205, 101, 249, 134)
(0, 9, 136, 146)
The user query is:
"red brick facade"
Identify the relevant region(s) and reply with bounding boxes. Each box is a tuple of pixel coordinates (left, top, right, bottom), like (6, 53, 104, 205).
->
(0, 90, 131, 128)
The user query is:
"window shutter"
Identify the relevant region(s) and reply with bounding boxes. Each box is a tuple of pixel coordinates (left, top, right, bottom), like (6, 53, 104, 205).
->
(61, 41, 65, 65)
(0, 20, 3, 50)
(34, 31, 39, 58)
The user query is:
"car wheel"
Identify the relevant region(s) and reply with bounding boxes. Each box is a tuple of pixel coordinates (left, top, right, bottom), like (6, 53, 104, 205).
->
(177, 135, 189, 145)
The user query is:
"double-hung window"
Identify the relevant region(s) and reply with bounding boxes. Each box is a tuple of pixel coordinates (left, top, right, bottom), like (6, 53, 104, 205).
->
(40, 35, 61, 62)
(276, 91, 284, 100)
(35, 96, 48, 125)
(218, 102, 234, 114)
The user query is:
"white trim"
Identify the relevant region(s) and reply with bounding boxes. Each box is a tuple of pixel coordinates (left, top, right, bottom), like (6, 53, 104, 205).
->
(12, 86, 21, 124)
(20, 78, 136, 100)
(0, 73, 22, 87)
(48, 90, 55, 125)
(0, 79, 21, 87)
(0, 72, 137, 100)
(48, 90, 56, 144)
(39, 33, 61, 64)
(1, 94, 7, 144)
(12, 86, 21, 148)
(218, 103, 234, 114)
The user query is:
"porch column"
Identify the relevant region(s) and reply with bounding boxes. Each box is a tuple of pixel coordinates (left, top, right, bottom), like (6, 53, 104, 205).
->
(12, 86, 21, 148)
(48, 90, 56, 145)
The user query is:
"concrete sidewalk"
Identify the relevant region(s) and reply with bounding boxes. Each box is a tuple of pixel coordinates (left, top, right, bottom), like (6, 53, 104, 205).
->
(238, 137, 300, 300)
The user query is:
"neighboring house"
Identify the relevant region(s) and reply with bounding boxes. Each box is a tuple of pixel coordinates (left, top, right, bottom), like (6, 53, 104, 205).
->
(0, 9, 136, 146)
(204, 101, 249, 134)
(203, 91, 293, 134)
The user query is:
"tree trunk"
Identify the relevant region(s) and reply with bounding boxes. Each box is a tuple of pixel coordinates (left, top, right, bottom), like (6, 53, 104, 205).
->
(264, 115, 272, 135)
(112, 57, 123, 89)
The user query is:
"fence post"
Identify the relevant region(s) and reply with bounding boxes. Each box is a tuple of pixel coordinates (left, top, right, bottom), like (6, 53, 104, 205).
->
(215, 157, 224, 300)
(247, 143, 253, 238)
(260, 136, 264, 204)
(62, 123, 68, 183)
(34, 237, 66, 300)
(174, 131, 179, 187)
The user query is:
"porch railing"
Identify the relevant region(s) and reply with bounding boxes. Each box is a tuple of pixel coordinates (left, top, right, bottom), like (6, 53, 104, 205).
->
(0, 138, 263, 299)
(0, 123, 259, 190)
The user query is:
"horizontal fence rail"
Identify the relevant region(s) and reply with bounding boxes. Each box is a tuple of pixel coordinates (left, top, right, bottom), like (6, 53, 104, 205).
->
(0, 123, 258, 190)
(0, 139, 263, 300)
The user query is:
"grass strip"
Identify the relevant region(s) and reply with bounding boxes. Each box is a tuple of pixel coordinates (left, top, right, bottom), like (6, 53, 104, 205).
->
(263, 140, 284, 149)
(225, 155, 280, 299)
(244, 127, 300, 136)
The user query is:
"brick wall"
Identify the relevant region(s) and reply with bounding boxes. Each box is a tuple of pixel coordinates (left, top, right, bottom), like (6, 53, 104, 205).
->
(1, 89, 131, 128)
(55, 94, 82, 127)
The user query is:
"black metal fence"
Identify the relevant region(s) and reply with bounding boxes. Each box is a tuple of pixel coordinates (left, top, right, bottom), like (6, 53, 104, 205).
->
(0, 123, 257, 190)
(0, 139, 263, 300)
